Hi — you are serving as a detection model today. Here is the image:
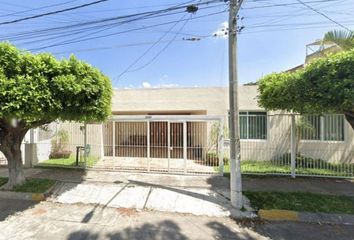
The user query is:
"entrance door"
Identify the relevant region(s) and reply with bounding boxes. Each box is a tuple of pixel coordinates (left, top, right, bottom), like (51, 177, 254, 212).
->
(170, 122, 184, 159)
(150, 122, 168, 158)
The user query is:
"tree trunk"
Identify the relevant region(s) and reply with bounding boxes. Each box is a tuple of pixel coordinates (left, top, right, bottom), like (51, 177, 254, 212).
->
(344, 111, 354, 131)
(0, 128, 28, 189)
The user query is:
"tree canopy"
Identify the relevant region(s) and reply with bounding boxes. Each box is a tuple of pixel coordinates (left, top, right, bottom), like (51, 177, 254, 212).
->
(0, 42, 112, 188)
(0, 42, 112, 126)
(258, 48, 354, 128)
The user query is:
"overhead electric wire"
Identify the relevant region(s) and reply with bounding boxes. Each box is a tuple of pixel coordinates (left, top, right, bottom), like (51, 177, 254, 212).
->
(0, 0, 81, 18)
(294, 0, 352, 31)
(51, 39, 190, 55)
(242, 0, 335, 27)
(126, 16, 193, 74)
(116, 13, 190, 79)
(23, 4, 219, 46)
(0, 0, 109, 26)
(23, 10, 185, 47)
(241, 22, 354, 34)
(19, 6, 193, 45)
(0, 0, 222, 42)
(241, 0, 343, 9)
(28, 9, 227, 51)
(244, 19, 354, 29)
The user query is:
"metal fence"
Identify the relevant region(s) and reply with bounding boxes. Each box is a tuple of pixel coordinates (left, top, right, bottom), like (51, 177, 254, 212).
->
(30, 116, 224, 175)
(226, 113, 354, 178)
(1, 113, 353, 178)
(96, 115, 224, 174)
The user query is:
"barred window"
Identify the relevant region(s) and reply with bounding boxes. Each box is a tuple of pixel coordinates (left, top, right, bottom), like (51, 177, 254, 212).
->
(299, 114, 344, 141)
(240, 111, 267, 140)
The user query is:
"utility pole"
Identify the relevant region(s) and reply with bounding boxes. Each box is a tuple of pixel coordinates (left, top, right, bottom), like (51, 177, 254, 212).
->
(228, 0, 243, 209)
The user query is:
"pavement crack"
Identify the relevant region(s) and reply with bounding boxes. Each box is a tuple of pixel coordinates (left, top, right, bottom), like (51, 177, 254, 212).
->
(143, 186, 153, 210)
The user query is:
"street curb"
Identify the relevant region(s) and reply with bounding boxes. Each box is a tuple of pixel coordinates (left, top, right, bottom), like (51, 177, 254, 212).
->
(0, 181, 58, 202)
(258, 209, 354, 225)
(259, 209, 299, 221)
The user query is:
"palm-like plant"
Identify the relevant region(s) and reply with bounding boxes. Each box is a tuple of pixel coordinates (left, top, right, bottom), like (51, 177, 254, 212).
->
(323, 30, 354, 50)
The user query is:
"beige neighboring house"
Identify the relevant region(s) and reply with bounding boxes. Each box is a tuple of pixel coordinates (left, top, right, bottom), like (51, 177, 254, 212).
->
(105, 86, 353, 164)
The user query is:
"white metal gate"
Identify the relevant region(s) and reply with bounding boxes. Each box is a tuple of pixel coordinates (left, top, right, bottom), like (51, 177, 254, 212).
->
(95, 115, 224, 174)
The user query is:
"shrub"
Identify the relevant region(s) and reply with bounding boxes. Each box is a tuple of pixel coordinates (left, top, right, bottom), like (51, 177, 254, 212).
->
(206, 152, 229, 166)
(277, 152, 330, 169)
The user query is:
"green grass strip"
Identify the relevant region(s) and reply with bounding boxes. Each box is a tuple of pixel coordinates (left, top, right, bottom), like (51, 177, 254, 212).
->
(220, 161, 353, 177)
(38, 156, 98, 168)
(244, 191, 354, 214)
(12, 178, 55, 193)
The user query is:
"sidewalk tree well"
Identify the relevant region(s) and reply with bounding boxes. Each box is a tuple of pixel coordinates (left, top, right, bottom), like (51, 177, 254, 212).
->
(0, 43, 112, 188)
(257, 49, 354, 130)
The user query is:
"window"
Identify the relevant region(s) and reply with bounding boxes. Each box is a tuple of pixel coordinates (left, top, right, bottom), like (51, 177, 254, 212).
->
(299, 114, 344, 141)
(240, 111, 267, 140)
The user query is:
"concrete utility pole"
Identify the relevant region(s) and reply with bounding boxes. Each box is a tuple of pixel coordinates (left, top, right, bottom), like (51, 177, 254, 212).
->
(228, 0, 243, 209)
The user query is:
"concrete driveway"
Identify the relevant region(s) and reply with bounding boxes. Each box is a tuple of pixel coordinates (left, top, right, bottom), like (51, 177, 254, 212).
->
(50, 180, 235, 217)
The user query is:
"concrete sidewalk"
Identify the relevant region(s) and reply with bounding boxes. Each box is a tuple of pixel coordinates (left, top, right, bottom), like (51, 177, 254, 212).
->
(49, 181, 251, 217)
(2, 198, 354, 240)
(0, 200, 266, 240)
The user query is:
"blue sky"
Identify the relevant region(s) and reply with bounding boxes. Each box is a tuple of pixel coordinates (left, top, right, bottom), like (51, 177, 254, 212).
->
(1, 0, 353, 88)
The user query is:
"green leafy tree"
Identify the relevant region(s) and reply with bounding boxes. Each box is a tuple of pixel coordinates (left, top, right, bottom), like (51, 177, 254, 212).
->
(258, 49, 354, 130)
(0, 43, 112, 188)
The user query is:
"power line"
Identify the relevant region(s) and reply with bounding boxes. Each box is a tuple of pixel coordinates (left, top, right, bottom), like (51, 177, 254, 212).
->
(19, 7, 192, 45)
(28, 10, 226, 51)
(0, 0, 222, 42)
(0, 0, 109, 26)
(294, 0, 352, 32)
(241, 0, 343, 9)
(124, 15, 193, 76)
(0, 0, 81, 18)
(246, 20, 354, 29)
(51, 39, 189, 54)
(241, 22, 354, 34)
(116, 13, 189, 80)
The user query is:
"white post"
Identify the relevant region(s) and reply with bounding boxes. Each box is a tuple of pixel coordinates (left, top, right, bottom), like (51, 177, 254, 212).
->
(29, 129, 35, 144)
(167, 121, 171, 172)
(100, 124, 105, 159)
(147, 120, 150, 172)
(112, 121, 116, 160)
(183, 121, 187, 174)
(218, 120, 224, 175)
(84, 123, 87, 168)
(291, 114, 296, 178)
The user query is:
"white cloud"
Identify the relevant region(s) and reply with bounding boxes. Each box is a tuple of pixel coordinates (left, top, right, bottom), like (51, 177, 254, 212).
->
(213, 21, 229, 38)
(142, 81, 152, 88)
(153, 83, 179, 88)
(140, 81, 179, 88)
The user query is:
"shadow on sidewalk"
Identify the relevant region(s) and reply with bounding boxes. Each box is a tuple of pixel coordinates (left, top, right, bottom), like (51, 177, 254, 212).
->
(68, 220, 188, 240)
(67, 219, 262, 240)
(0, 198, 37, 222)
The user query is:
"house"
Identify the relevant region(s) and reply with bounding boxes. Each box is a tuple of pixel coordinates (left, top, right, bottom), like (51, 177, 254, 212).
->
(6, 82, 351, 173)
(2, 40, 353, 173)
(103, 86, 354, 164)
